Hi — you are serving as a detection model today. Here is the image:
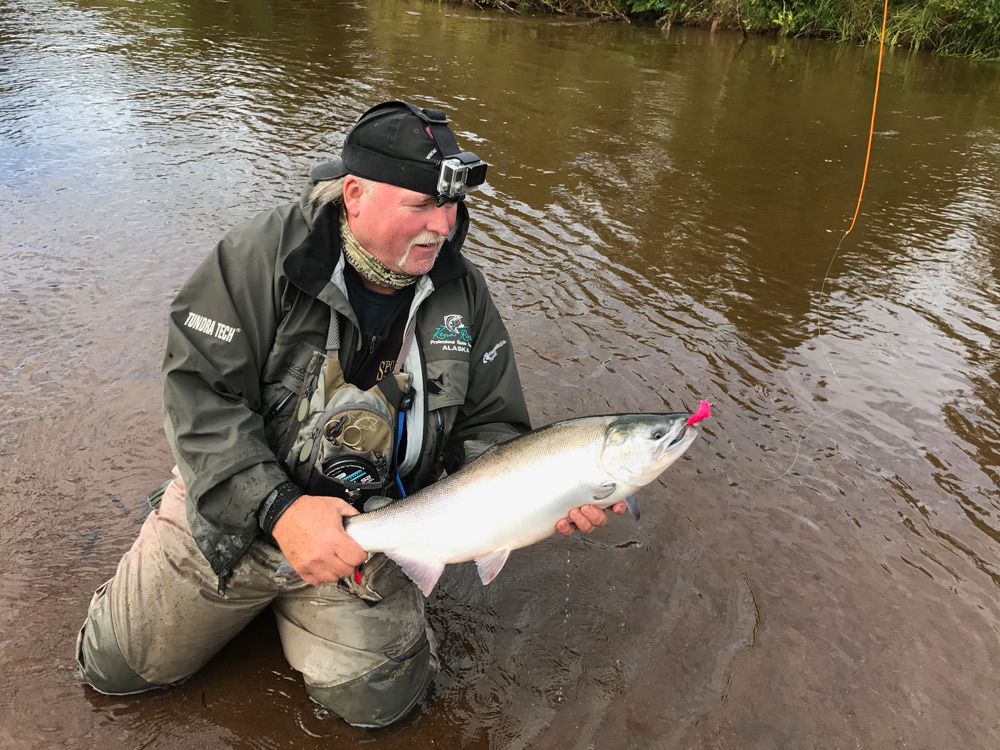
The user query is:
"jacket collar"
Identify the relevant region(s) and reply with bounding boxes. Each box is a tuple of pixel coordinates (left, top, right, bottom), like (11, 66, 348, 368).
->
(284, 184, 471, 303)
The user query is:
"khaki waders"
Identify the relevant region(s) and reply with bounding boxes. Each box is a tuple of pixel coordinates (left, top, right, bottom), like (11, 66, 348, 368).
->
(76, 470, 437, 728)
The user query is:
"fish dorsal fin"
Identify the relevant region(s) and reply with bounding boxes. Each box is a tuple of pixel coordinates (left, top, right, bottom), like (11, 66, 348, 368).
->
(625, 493, 640, 520)
(386, 553, 445, 597)
(475, 548, 511, 586)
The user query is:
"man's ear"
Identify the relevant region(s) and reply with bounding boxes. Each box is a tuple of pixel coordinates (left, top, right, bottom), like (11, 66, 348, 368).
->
(342, 175, 364, 218)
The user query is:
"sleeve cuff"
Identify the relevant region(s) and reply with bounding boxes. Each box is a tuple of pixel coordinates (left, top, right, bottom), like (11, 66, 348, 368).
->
(257, 481, 304, 535)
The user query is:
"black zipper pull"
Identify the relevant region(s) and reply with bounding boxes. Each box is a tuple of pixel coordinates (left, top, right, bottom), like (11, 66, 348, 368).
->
(369, 334, 378, 354)
(264, 389, 295, 422)
(217, 569, 231, 596)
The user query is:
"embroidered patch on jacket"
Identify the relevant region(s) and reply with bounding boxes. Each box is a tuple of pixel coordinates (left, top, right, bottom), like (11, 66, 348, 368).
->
(482, 339, 507, 364)
(430, 314, 472, 355)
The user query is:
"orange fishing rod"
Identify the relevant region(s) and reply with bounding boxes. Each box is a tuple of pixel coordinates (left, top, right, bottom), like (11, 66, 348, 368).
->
(822, 0, 891, 292)
(844, 0, 891, 238)
(759, 0, 892, 481)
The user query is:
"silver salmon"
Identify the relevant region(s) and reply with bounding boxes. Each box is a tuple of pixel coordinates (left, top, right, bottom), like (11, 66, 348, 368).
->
(344, 411, 704, 596)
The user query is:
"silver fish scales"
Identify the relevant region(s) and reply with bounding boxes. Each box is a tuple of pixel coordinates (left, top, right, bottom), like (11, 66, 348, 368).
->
(344, 411, 702, 596)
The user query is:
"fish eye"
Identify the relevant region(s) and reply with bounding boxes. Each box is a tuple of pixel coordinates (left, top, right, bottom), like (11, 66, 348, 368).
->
(651, 428, 665, 440)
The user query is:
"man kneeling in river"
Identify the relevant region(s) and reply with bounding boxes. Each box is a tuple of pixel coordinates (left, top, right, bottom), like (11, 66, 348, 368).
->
(76, 100, 626, 727)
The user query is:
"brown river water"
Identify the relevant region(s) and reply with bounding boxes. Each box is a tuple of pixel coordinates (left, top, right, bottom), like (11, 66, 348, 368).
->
(3, 0, 1000, 747)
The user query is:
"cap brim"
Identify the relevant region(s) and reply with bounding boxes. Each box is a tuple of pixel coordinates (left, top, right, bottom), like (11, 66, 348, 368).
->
(310, 157, 349, 182)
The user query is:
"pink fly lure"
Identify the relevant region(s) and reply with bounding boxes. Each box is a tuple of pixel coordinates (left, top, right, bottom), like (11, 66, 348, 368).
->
(687, 400, 712, 426)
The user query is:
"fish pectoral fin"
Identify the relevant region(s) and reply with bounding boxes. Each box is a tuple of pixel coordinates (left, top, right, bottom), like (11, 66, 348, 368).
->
(624, 493, 640, 520)
(362, 495, 395, 512)
(385, 553, 445, 597)
(475, 548, 511, 586)
(592, 482, 617, 502)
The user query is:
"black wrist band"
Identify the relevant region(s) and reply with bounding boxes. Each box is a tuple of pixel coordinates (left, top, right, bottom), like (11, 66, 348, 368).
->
(258, 481, 304, 535)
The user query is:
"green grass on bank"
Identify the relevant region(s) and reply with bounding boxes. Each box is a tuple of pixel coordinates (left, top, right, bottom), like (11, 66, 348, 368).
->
(464, 0, 1000, 59)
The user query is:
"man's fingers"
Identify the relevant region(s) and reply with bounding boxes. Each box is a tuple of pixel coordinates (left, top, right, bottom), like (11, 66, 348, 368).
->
(556, 518, 574, 536)
(299, 570, 321, 586)
(568, 507, 595, 534)
(320, 562, 356, 583)
(297, 557, 358, 585)
(580, 505, 608, 526)
(557, 504, 620, 536)
(556, 503, 626, 536)
(339, 545, 368, 569)
(336, 500, 362, 518)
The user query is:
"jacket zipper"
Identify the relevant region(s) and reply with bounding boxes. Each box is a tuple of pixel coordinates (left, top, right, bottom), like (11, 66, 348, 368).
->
(264, 389, 296, 423)
(216, 532, 258, 595)
(434, 408, 444, 450)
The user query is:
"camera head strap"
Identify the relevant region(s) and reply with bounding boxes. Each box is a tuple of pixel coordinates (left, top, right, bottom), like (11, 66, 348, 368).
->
(312, 100, 488, 206)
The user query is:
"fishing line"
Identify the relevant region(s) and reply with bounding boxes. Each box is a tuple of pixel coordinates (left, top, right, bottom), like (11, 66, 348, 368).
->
(744, 0, 890, 482)
(822, 0, 891, 305)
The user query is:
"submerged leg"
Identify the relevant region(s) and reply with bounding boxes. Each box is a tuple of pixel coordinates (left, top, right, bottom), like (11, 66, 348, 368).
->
(76, 471, 278, 692)
(273, 553, 438, 728)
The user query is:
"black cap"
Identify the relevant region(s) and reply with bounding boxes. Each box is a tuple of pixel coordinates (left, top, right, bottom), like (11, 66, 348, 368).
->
(310, 101, 469, 196)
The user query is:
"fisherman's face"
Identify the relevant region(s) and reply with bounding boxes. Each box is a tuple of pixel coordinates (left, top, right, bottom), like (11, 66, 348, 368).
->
(344, 178, 458, 280)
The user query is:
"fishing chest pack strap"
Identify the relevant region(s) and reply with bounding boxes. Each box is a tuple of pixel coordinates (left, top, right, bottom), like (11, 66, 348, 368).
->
(276, 308, 414, 511)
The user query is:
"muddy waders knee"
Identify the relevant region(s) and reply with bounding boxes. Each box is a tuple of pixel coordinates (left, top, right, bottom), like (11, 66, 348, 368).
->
(76, 580, 159, 695)
(305, 631, 438, 728)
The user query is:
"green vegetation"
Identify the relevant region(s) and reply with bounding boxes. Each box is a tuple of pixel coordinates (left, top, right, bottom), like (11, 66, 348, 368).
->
(467, 0, 1000, 59)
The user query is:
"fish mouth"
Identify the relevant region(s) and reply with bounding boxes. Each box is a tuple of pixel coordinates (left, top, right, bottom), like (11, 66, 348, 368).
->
(668, 425, 693, 448)
(616, 422, 696, 486)
(657, 424, 697, 461)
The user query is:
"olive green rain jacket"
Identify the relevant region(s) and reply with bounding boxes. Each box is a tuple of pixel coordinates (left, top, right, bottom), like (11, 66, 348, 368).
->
(161, 182, 531, 582)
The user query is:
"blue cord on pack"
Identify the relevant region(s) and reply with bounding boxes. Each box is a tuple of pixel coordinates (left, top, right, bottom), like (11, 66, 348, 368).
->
(395, 411, 407, 498)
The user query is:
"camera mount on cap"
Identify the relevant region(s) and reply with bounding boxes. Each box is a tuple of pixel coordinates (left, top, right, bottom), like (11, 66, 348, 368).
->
(379, 102, 488, 205)
(436, 152, 488, 206)
(312, 100, 490, 203)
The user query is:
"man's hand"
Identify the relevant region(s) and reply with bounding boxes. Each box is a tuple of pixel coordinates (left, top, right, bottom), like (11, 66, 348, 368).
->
(555, 501, 628, 536)
(271, 494, 368, 585)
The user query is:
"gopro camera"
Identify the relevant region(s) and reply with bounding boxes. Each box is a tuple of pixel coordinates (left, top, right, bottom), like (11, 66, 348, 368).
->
(436, 152, 488, 205)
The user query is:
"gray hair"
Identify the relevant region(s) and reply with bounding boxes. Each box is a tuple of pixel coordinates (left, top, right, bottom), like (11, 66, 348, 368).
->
(309, 175, 378, 206)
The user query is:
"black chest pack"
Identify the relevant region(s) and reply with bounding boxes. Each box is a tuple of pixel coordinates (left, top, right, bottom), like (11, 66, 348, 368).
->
(278, 310, 415, 510)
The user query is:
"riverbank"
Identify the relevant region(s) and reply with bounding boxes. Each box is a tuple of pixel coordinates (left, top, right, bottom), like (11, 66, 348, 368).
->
(462, 0, 1000, 59)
